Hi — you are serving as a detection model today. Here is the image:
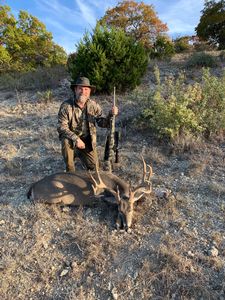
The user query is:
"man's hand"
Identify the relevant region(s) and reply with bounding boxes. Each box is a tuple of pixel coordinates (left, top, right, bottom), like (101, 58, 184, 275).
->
(111, 106, 119, 116)
(76, 138, 85, 149)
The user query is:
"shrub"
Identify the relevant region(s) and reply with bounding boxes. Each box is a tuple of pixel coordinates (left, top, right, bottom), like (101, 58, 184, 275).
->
(140, 67, 203, 140)
(67, 24, 149, 93)
(150, 36, 175, 59)
(194, 41, 216, 52)
(185, 52, 217, 68)
(138, 67, 225, 141)
(37, 90, 54, 104)
(174, 36, 191, 53)
(198, 68, 225, 136)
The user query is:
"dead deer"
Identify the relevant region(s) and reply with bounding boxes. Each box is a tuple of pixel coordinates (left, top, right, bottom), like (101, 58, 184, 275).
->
(27, 157, 153, 230)
(90, 156, 153, 230)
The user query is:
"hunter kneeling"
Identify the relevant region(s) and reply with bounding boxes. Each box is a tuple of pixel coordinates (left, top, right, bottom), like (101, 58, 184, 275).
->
(57, 76, 118, 172)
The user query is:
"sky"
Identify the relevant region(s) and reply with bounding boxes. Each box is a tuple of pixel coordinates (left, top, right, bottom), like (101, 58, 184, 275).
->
(1, 0, 205, 54)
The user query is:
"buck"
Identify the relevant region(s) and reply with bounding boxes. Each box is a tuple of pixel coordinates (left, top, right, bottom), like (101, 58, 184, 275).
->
(27, 157, 153, 230)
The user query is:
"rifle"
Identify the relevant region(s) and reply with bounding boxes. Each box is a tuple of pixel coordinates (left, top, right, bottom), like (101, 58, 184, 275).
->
(104, 87, 117, 172)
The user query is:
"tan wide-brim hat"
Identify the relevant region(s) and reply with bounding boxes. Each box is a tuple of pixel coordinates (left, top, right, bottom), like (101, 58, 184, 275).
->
(70, 76, 96, 93)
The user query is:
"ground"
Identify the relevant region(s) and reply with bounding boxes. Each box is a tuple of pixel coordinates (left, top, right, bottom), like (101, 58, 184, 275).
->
(0, 54, 225, 299)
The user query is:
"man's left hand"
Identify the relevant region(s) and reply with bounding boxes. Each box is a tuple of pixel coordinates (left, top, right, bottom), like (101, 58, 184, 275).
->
(111, 106, 118, 116)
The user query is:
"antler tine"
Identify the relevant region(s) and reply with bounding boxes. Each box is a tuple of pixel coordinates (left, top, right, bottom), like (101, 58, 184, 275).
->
(89, 169, 107, 195)
(141, 155, 153, 185)
(132, 156, 153, 201)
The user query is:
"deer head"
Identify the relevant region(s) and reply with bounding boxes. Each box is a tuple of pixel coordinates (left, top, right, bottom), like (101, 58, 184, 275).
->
(90, 156, 153, 230)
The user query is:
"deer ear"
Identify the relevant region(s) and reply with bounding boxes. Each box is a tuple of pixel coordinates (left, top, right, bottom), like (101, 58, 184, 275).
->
(133, 192, 145, 202)
(133, 187, 147, 202)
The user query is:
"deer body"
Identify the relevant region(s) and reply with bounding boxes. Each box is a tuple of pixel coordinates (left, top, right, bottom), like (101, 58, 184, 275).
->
(27, 157, 153, 230)
(27, 171, 129, 206)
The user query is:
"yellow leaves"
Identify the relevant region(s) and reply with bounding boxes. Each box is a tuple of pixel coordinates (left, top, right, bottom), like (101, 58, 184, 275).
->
(99, 0, 168, 49)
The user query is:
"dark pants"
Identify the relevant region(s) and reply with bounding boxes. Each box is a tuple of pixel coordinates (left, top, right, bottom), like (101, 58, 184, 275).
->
(61, 137, 98, 172)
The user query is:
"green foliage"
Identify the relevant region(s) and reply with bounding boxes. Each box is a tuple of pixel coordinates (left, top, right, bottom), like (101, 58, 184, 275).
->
(139, 67, 225, 141)
(199, 68, 225, 135)
(0, 45, 11, 72)
(196, 0, 225, 49)
(174, 36, 192, 53)
(141, 67, 203, 139)
(37, 90, 54, 104)
(150, 36, 175, 59)
(0, 5, 67, 73)
(68, 24, 149, 93)
(185, 52, 217, 68)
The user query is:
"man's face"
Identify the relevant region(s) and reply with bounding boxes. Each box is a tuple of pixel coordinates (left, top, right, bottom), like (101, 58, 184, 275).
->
(75, 86, 91, 104)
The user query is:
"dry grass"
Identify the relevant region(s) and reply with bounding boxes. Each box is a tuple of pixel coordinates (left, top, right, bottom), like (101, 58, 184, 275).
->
(1, 54, 225, 299)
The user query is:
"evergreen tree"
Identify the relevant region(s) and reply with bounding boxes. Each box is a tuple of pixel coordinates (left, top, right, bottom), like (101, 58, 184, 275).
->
(68, 24, 149, 93)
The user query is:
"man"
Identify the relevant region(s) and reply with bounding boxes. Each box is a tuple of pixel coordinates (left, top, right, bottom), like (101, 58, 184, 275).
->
(57, 76, 118, 172)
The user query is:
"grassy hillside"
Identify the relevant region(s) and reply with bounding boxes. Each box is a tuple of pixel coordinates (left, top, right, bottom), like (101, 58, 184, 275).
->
(0, 53, 225, 299)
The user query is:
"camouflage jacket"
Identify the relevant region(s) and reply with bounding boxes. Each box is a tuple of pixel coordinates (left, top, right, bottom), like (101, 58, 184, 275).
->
(57, 97, 110, 149)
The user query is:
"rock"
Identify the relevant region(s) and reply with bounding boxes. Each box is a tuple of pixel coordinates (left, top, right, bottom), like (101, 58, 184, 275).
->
(42, 241, 48, 249)
(62, 207, 70, 213)
(208, 246, 219, 257)
(71, 261, 78, 270)
(60, 269, 69, 277)
(154, 188, 171, 199)
(112, 287, 119, 300)
(187, 251, 195, 258)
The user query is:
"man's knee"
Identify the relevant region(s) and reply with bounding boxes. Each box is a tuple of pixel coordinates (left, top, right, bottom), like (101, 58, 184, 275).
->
(61, 138, 74, 150)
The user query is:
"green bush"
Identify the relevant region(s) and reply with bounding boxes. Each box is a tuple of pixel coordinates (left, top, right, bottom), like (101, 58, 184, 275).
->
(185, 52, 217, 68)
(67, 24, 149, 93)
(150, 36, 175, 59)
(139, 67, 225, 141)
(141, 67, 203, 139)
(174, 36, 191, 53)
(199, 68, 225, 135)
(37, 90, 54, 104)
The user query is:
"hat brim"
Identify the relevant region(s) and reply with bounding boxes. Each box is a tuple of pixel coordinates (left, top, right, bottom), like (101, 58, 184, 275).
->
(71, 83, 96, 93)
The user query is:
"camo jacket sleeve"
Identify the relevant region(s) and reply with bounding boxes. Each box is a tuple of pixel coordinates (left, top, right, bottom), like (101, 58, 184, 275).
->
(57, 99, 79, 142)
(89, 99, 111, 128)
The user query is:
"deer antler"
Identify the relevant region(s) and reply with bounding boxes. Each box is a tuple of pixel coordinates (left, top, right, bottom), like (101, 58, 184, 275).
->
(132, 156, 153, 201)
(89, 169, 121, 203)
(89, 169, 107, 195)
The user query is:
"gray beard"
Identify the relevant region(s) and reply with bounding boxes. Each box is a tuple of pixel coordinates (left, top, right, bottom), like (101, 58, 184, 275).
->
(76, 94, 88, 104)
